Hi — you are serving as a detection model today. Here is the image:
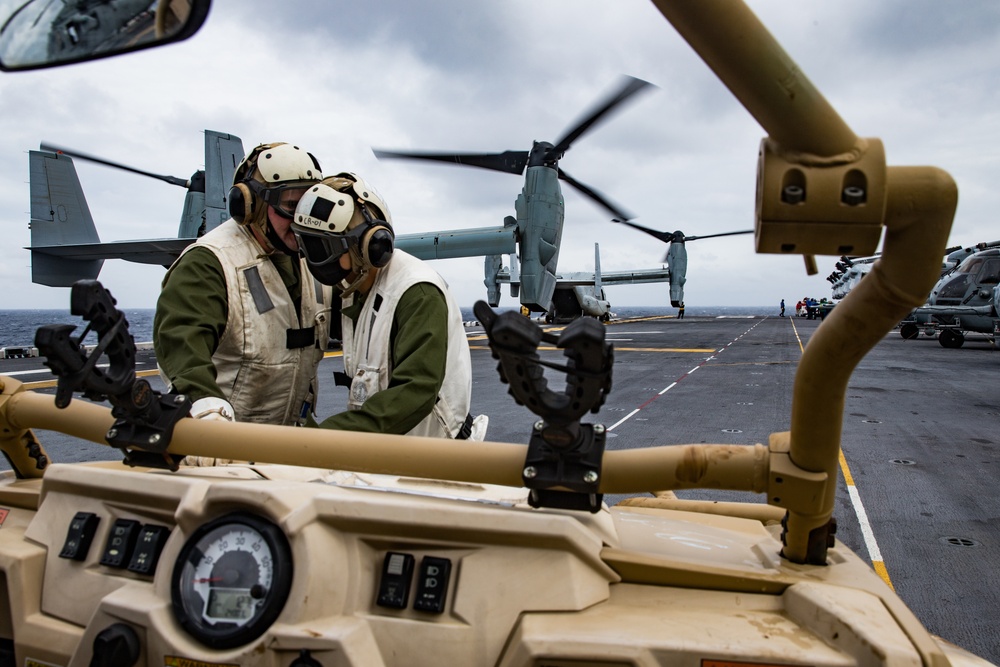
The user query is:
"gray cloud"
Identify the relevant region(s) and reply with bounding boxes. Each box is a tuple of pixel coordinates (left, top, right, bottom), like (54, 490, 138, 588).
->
(0, 0, 997, 313)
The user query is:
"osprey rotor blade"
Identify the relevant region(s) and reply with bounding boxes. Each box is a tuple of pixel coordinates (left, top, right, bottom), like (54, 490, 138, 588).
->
(372, 148, 529, 176)
(557, 168, 634, 222)
(684, 229, 754, 242)
(612, 219, 679, 244)
(39, 142, 190, 188)
(547, 76, 655, 161)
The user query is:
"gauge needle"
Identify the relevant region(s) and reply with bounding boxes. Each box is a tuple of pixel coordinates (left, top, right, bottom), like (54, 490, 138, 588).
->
(193, 577, 223, 583)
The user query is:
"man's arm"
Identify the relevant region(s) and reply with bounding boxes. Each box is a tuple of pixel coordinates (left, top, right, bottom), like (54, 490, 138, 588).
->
(153, 247, 229, 402)
(319, 282, 449, 434)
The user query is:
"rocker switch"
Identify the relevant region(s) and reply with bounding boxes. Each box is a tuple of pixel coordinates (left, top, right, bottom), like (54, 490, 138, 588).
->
(100, 519, 142, 568)
(376, 552, 414, 609)
(414, 556, 452, 613)
(127, 525, 170, 575)
(60, 512, 100, 561)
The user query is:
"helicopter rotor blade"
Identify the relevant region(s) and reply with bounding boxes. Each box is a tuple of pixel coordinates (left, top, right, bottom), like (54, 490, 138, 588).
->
(373, 148, 529, 176)
(39, 142, 190, 188)
(683, 229, 755, 242)
(546, 75, 655, 161)
(612, 219, 679, 244)
(557, 168, 634, 222)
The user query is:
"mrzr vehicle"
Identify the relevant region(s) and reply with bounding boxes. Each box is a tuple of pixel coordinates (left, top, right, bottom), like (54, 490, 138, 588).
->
(0, 1, 994, 666)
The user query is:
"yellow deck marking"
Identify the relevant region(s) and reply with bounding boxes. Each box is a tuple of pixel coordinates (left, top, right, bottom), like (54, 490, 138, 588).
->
(22, 368, 162, 391)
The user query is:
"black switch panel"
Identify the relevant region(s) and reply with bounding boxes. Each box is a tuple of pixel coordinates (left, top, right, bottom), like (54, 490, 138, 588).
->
(414, 556, 452, 614)
(127, 524, 170, 575)
(100, 519, 142, 568)
(376, 552, 414, 609)
(59, 512, 100, 561)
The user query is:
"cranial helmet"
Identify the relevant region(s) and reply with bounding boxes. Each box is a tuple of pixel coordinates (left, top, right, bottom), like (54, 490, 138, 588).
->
(229, 142, 322, 254)
(292, 172, 394, 295)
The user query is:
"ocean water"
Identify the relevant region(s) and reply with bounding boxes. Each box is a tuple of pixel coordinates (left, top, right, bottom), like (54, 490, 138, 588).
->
(0, 308, 158, 350)
(0, 305, 773, 349)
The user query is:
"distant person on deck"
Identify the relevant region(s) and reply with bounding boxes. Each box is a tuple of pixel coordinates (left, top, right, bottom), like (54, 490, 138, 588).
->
(291, 172, 487, 440)
(805, 298, 817, 319)
(677, 302, 685, 319)
(780, 299, 785, 317)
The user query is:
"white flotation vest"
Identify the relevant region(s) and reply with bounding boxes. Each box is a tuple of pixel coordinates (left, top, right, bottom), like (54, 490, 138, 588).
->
(341, 250, 472, 438)
(177, 219, 333, 425)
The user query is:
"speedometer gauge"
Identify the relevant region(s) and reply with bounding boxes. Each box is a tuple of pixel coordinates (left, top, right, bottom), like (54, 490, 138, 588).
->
(171, 513, 293, 649)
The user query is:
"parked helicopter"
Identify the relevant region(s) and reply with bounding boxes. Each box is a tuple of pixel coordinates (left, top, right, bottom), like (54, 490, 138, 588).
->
(827, 243, 974, 303)
(898, 243, 1000, 347)
(27, 76, 654, 319)
(825, 242, 1000, 347)
(827, 253, 879, 301)
(373, 75, 654, 314)
(610, 220, 754, 307)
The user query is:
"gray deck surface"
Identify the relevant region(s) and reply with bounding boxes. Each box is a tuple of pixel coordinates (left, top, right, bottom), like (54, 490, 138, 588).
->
(3, 313, 998, 662)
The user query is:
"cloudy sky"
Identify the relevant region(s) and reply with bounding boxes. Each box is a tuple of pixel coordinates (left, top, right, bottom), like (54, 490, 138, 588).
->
(1, 1, 998, 311)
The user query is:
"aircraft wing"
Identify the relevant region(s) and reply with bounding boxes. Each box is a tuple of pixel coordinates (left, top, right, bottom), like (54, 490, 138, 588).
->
(396, 225, 516, 260)
(494, 267, 671, 287)
(27, 238, 195, 266)
(553, 267, 672, 287)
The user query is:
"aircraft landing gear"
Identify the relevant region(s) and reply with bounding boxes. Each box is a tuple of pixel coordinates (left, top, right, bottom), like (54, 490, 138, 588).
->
(900, 322, 919, 340)
(939, 328, 965, 349)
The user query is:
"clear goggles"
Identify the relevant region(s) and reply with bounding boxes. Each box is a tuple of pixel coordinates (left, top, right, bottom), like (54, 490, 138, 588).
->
(249, 182, 312, 220)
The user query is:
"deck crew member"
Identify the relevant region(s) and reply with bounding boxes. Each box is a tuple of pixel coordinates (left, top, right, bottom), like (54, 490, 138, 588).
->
(292, 173, 487, 440)
(154, 142, 331, 426)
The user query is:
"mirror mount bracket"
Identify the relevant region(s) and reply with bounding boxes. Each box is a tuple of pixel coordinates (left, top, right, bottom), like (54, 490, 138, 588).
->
(474, 301, 613, 513)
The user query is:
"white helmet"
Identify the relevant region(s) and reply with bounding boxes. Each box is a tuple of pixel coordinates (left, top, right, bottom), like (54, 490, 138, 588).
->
(295, 172, 391, 232)
(292, 173, 394, 294)
(229, 142, 322, 254)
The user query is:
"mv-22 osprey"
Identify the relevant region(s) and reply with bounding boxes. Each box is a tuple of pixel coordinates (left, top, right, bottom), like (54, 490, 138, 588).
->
(26, 78, 679, 321)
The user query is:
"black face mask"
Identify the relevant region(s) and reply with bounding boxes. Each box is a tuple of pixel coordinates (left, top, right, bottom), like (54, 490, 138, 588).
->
(306, 256, 353, 286)
(294, 227, 356, 285)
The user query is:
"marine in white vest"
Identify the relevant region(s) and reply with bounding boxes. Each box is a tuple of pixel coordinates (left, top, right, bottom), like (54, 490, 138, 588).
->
(154, 142, 332, 427)
(292, 173, 487, 440)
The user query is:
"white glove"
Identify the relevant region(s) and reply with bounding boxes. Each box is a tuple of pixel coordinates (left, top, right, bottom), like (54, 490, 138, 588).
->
(189, 397, 235, 422)
(183, 397, 237, 466)
(469, 414, 489, 441)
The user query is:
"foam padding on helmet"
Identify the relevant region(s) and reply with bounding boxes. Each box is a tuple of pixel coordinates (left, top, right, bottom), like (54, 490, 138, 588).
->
(360, 224, 395, 269)
(229, 182, 255, 224)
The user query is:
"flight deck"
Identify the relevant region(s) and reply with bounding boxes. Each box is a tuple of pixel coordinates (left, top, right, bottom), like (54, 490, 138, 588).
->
(2, 313, 997, 663)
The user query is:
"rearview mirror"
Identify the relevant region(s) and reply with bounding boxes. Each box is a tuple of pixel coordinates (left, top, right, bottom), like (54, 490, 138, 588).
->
(0, 0, 211, 72)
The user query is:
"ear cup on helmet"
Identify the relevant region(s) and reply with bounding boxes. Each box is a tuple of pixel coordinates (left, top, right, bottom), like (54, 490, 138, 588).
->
(361, 225, 394, 269)
(229, 182, 255, 224)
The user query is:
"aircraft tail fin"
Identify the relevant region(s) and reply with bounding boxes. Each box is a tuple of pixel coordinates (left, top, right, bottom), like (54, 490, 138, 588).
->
(203, 130, 245, 234)
(28, 150, 103, 286)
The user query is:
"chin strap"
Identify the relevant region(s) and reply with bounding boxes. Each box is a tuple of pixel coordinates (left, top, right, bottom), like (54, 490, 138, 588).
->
(337, 270, 370, 298)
